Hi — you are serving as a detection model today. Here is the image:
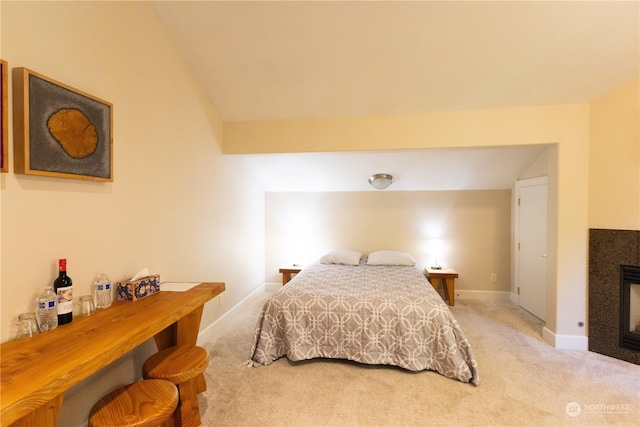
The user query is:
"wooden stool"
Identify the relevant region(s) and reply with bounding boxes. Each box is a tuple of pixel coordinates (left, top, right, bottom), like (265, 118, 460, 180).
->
(142, 346, 209, 427)
(89, 379, 178, 427)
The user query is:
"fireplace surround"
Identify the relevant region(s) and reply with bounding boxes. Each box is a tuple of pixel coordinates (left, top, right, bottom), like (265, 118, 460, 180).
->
(589, 229, 639, 364)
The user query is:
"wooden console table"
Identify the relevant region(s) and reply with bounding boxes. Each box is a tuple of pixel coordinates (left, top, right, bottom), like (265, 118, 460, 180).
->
(0, 282, 224, 427)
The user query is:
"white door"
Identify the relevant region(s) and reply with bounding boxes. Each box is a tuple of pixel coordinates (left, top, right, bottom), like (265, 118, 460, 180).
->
(517, 177, 548, 321)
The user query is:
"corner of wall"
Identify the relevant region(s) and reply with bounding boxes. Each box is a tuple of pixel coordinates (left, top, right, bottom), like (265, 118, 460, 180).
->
(543, 326, 588, 350)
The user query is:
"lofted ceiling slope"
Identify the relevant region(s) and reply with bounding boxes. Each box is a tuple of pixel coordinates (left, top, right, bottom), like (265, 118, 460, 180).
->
(152, 1, 638, 191)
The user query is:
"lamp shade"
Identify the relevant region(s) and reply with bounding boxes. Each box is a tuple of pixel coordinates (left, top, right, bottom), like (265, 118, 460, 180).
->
(368, 173, 394, 190)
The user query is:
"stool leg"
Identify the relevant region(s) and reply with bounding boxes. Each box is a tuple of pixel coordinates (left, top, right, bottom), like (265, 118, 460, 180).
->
(188, 379, 202, 426)
(177, 398, 194, 427)
(195, 373, 207, 394)
(173, 378, 202, 427)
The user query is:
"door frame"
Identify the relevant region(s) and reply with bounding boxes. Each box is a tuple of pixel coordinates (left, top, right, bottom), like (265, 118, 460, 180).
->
(514, 176, 548, 311)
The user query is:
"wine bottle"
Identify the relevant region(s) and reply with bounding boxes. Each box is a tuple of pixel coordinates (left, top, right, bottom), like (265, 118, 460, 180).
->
(54, 258, 73, 325)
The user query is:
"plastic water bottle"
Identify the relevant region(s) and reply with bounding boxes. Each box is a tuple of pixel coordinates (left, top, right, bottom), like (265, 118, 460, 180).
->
(36, 287, 58, 331)
(95, 273, 112, 309)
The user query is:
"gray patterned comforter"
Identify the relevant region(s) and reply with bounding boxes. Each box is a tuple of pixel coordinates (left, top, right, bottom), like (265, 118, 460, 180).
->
(249, 262, 479, 385)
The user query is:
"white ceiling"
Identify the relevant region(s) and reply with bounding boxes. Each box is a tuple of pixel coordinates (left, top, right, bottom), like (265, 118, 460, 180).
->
(152, 1, 639, 191)
(236, 145, 549, 192)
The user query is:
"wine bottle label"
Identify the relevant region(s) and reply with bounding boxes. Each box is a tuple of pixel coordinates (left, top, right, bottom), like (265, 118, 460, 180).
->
(56, 286, 73, 315)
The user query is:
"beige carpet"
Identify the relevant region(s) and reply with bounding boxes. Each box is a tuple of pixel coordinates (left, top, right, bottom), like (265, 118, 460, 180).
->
(199, 291, 640, 426)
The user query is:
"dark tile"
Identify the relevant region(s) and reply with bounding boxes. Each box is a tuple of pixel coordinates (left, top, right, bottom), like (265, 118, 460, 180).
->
(589, 324, 639, 364)
(589, 275, 620, 296)
(589, 323, 616, 354)
(589, 229, 638, 283)
(589, 290, 620, 330)
(588, 229, 640, 366)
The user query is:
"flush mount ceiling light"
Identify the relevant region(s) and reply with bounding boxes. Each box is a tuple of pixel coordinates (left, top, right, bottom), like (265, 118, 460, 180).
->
(368, 173, 394, 190)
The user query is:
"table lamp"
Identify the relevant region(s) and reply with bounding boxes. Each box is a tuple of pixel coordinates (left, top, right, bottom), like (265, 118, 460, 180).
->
(431, 239, 443, 270)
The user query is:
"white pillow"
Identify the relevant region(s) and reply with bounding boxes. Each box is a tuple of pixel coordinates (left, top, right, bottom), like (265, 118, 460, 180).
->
(319, 249, 362, 266)
(366, 250, 416, 266)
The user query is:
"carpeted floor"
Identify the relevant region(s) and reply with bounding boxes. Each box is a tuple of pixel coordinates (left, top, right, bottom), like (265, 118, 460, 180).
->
(199, 291, 640, 426)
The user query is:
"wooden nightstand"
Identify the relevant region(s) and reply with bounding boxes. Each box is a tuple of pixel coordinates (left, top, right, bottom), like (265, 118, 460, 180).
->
(425, 267, 459, 306)
(279, 265, 302, 285)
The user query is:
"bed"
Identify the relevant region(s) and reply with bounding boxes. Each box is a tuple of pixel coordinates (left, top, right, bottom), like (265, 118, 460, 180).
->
(249, 250, 479, 386)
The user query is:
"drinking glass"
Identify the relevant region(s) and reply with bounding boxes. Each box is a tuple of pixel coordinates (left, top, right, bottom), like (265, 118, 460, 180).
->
(78, 295, 96, 317)
(16, 312, 40, 339)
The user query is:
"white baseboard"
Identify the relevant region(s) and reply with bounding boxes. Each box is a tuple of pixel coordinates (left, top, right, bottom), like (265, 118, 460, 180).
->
(197, 283, 266, 345)
(455, 290, 511, 301)
(542, 327, 588, 350)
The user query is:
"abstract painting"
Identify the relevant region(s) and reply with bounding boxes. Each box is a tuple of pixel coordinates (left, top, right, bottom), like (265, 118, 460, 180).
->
(13, 68, 113, 181)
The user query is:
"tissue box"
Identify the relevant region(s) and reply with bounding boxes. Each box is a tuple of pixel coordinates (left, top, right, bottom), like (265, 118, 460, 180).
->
(116, 274, 160, 301)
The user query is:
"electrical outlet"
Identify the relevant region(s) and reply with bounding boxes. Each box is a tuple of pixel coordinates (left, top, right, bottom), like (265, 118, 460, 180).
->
(490, 273, 497, 283)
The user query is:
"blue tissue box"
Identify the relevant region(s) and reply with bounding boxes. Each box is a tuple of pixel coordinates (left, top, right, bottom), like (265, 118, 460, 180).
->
(116, 274, 160, 301)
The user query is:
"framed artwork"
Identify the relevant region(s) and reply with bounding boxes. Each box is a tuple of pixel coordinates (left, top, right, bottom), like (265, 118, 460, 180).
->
(13, 67, 113, 181)
(1, 59, 7, 173)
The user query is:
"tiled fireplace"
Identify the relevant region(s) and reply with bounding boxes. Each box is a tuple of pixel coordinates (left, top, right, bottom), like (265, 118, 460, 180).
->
(589, 229, 640, 364)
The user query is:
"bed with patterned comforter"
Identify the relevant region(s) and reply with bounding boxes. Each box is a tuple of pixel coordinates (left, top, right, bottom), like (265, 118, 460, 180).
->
(249, 261, 479, 385)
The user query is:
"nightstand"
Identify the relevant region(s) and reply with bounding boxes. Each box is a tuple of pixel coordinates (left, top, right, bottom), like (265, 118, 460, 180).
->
(425, 267, 459, 306)
(279, 265, 302, 285)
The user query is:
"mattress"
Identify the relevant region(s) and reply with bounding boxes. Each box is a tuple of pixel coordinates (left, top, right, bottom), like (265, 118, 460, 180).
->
(249, 262, 479, 385)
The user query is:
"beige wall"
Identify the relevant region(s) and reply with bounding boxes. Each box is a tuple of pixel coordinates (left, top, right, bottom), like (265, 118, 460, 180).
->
(0, 2, 265, 425)
(224, 104, 586, 154)
(266, 190, 512, 294)
(589, 79, 640, 230)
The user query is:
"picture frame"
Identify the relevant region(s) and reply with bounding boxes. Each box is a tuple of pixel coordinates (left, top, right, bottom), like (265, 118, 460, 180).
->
(13, 67, 113, 181)
(1, 59, 8, 173)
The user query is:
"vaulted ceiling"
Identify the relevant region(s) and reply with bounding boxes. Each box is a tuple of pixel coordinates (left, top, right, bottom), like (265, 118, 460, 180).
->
(153, 1, 639, 191)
